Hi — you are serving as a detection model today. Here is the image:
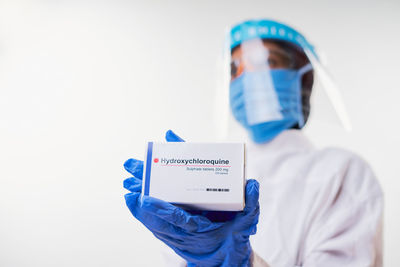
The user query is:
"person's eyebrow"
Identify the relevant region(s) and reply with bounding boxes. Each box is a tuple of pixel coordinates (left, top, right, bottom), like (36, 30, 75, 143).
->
(268, 49, 291, 59)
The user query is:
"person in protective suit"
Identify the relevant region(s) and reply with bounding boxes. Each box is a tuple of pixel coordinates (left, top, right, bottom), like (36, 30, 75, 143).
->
(123, 19, 383, 267)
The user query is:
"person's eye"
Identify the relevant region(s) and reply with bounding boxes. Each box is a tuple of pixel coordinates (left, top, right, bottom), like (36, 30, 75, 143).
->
(231, 62, 238, 76)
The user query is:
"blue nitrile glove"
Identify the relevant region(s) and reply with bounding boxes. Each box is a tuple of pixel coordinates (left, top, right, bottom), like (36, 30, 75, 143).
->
(123, 130, 260, 267)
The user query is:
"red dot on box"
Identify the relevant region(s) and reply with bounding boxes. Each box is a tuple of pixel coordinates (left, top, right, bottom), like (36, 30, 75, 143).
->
(153, 158, 159, 163)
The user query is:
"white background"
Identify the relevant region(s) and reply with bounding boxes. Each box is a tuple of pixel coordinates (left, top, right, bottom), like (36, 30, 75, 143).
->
(0, 0, 399, 266)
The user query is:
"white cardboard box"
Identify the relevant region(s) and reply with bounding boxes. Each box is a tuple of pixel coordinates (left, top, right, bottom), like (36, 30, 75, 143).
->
(142, 142, 245, 211)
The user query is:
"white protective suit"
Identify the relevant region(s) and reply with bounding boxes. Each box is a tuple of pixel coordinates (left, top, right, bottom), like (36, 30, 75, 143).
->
(161, 129, 383, 267)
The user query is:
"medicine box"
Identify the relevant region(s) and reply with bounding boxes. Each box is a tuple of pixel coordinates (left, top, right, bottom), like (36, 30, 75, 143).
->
(142, 142, 245, 211)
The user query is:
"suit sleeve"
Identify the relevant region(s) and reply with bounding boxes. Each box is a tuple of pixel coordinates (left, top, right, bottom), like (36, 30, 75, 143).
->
(251, 250, 271, 267)
(301, 153, 383, 267)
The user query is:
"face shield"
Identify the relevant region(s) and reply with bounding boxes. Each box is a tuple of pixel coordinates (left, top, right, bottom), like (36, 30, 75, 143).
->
(214, 19, 351, 143)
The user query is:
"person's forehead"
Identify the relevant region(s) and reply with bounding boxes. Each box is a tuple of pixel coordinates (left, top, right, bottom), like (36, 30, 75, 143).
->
(232, 39, 285, 57)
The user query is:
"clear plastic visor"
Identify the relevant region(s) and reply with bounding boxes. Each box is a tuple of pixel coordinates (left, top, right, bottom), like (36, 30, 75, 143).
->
(214, 36, 352, 142)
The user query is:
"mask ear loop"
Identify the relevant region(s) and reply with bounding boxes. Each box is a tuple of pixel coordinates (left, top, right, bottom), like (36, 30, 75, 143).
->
(297, 63, 313, 127)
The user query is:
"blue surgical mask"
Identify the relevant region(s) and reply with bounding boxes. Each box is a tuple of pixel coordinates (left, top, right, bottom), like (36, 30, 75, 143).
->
(229, 64, 313, 143)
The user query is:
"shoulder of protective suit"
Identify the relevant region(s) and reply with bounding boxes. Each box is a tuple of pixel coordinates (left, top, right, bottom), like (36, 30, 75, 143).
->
(308, 147, 383, 203)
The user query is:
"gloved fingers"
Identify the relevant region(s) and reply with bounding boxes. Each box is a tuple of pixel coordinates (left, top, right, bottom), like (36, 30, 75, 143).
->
(123, 177, 142, 193)
(123, 158, 144, 179)
(247, 223, 258, 235)
(235, 180, 260, 234)
(141, 196, 223, 233)
(165, 129, 185, 142)
(154, 232, 220, 266)
(243, 179, 260, 214)
(124, 192, 142, 217)
(153, 231, 188, 249)
(142, 215, 188, 238)
(125, 192, 189, 237)
(236, 217, 259, 236)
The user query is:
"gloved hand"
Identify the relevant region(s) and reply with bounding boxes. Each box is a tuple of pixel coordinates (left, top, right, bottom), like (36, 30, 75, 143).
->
(123, 130, 260, 267)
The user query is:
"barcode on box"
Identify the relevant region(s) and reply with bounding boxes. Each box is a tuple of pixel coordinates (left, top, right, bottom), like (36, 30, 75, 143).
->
(206, 188, 230, 192)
